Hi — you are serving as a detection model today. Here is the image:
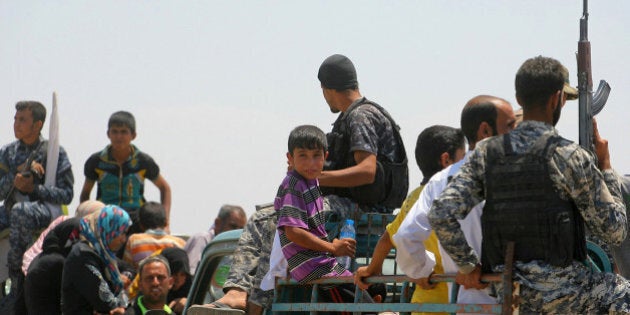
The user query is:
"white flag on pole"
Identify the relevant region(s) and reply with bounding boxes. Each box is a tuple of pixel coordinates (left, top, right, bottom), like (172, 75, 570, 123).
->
(45, 92, 62, 217)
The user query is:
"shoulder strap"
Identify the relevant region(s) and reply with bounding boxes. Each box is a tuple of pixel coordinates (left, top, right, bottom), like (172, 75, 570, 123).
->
(349, 99, 407, 162)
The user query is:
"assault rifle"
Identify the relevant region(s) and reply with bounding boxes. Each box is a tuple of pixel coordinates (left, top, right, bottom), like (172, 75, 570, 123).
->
(577, 0, 611, 152)
(3, 141, 45, 211)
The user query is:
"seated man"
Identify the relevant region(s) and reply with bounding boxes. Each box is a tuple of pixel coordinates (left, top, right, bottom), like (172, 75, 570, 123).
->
(317, 54, 409, 217)
(125, 255, 174, 315)
(127, 247, 191, 313)
(0, 100, 74, 308)
(184, 204, 247, 275)
(188, 205, 276, 315)
(123, 202, 186, 267)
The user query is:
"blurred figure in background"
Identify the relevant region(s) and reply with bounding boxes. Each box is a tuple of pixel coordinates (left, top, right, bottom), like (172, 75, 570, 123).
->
(184, 204, 246, 274)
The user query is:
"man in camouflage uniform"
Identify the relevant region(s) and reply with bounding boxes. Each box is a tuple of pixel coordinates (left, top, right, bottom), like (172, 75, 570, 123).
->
(0, 101, 74, 293)
(612, 175, 630, 278)
(189, 204, 276, 315)
(318, 54, 409, 216)
(428, 56, 630, 313)
(228, 205, 277, 313)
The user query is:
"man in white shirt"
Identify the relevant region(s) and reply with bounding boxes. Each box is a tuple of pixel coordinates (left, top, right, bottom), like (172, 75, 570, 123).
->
(393, 95, 516, 306)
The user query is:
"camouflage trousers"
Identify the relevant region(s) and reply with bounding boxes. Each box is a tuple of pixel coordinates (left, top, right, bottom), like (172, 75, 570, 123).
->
(223, 204, 277, 307)
(324, 194, 394, 217)
(612, 232, 630, 279)
(0, 201, 52, 281)
(493, 261, 630, 314)
(322, 195, 361, 222)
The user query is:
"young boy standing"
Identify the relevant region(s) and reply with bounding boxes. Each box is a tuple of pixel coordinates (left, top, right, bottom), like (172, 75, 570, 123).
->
(275, 125, 357, 303)
(80, 111, 171, 233)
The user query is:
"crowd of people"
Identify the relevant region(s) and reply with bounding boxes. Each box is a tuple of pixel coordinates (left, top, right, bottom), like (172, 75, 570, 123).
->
(0, 104, 245, 314)
(189, 54, 630, 315)
(1, 53, 629, 315)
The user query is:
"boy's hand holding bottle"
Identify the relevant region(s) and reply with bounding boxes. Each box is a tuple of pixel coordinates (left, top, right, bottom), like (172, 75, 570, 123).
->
(331, 238, 356, 258)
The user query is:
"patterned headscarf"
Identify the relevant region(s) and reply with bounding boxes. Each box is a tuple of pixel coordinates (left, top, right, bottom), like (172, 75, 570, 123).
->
(75, 200, 106, 218)
(80, 205, 132, 294)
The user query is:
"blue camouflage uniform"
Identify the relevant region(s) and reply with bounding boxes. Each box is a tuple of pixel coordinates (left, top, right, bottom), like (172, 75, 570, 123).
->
(322, 98, 408, 214)
(0, 137, 74, 280)
(612, 175, 630, 278)
(428, 121, 630, 313)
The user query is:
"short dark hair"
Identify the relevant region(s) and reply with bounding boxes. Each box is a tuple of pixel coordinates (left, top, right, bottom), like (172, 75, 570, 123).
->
(288, 125, 327, 154)
(108, 111, 136, 134)
(139, 201, 167, 229)
(16, 101, 46, 125)
(515, 56, 565, 110)
(138, 255, 171, 278)
(415, 125, 465, 183)
(160, 247, 191, 276)
(217, 204, 245, 221)
(460, 101, 497, 145)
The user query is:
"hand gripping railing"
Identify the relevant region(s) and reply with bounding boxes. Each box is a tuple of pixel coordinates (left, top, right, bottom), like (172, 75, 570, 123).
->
(272, 242, 519, 315)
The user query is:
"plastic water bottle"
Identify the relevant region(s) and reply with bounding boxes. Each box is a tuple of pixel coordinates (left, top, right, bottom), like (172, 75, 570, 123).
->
(337, 219, 356, 270)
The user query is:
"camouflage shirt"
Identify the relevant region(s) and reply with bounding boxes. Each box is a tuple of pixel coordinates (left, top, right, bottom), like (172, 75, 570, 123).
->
(0, 137, 74, 206)
(324, 97, 408, 211)
(428, 120, 626, 275)
(338, 97, 401, 163)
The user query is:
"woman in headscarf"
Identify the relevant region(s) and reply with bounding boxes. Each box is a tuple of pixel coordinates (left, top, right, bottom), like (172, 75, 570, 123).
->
(23, 201, 106, 315)
(61, 205, 132, 315)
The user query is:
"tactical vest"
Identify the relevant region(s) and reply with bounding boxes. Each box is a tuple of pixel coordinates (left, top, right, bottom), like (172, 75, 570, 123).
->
(481, 133, 586, 272)
(322, 98, 409, 209)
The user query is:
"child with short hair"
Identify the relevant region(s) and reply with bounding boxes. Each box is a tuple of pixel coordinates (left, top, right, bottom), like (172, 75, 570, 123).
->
(275, 125, 358, 305)
(80, 111, 172, 234)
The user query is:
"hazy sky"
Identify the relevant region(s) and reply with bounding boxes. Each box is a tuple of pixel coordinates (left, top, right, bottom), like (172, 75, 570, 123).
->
(2, 1, 629, 234)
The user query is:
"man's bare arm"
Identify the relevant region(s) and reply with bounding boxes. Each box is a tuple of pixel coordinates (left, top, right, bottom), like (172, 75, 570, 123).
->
(354, 231, 392, 289)
(152, 175, 172, 223)
(80, 179, 95, 202)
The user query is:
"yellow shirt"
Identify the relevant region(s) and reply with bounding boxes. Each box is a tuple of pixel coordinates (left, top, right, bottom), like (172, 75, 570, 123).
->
(387, 185, 448, 315)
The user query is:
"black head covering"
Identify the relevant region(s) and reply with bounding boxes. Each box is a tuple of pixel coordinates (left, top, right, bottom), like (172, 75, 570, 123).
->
(318, 54, 358, 90)
(42, 217, 82, 256)
(161, 247, 191, 276)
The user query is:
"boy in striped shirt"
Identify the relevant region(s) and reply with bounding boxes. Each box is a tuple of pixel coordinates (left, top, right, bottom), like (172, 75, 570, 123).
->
(275, 125, 358, 305)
